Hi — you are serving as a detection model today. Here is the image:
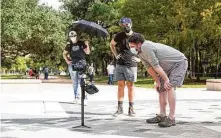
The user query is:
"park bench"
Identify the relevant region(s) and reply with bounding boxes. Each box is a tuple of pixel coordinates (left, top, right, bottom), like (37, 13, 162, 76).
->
(206, 79, 221, 91)
(1, 79, 42, 93)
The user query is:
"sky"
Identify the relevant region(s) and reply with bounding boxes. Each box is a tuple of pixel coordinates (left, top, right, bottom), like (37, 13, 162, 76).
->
(39, 0, 63, 10)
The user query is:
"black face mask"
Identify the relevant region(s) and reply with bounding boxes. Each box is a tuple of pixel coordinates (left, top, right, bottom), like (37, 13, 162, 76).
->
(123, 26, 131, 33)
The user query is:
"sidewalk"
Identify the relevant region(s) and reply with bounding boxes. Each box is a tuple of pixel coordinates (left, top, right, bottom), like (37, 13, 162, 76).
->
(1, 83, 221, 138)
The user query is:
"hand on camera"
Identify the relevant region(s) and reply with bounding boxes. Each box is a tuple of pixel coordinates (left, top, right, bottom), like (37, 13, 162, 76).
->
(66, 60, 72, 65)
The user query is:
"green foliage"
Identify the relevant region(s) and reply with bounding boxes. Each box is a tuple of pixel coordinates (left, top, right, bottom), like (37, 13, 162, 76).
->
(121, 0, 221, 79)
(1, 0, 220, 80)
(1, 0, 72, 69)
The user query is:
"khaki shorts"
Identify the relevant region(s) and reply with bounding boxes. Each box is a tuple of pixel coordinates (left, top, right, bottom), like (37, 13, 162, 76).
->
(114, 65, 137, 82)
(159, 60, 188, 92)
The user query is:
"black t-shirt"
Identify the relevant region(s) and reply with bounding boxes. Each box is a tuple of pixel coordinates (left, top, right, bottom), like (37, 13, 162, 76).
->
(114, 32, 137, 67)
(65, 41, 87, 63)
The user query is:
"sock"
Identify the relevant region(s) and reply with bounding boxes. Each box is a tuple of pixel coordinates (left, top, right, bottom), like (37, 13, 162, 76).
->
(159, 113, 166, 117)
(129, 102, 134, 108)
(118, 101, 123, 108)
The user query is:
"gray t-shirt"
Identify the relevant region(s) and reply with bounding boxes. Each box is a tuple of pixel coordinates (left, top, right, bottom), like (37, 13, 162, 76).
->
(138, 40, 187, 73)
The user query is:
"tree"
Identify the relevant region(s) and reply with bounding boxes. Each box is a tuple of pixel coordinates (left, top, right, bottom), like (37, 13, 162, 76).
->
(1, 0, 72, 69)
(121, 0, 221, 79)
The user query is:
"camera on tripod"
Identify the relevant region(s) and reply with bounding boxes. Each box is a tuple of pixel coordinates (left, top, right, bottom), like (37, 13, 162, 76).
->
(71, 60, 99, 95)
(72, 60, 87, 73)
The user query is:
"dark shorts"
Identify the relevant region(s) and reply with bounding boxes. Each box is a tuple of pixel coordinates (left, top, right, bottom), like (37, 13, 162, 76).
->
(159, 60, 188, 92)
(114, 65, 137, 82)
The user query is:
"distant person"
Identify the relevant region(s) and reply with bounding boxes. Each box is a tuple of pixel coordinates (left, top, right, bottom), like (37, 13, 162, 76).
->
(128, 33, 188, 127)
(187, 70, 192, 79)
(107, 62, 115, 85)
(33, 68, 39, 79)
(43, 67, 49, 80)
(28, 68, 33, 78)
(88, 63, 94, 83)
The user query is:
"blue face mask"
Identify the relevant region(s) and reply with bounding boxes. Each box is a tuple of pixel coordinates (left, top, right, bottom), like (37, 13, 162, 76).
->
(130, 48, 138, 55)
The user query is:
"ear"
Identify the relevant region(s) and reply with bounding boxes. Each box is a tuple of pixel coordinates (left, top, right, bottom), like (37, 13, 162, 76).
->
(138, 43, 142, 48)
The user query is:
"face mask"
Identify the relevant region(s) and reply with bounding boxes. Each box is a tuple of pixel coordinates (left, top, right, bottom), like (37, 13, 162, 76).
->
(124, 26, 131, 33)
(130, 47, 138, 55)
(70, 36, 77, 43)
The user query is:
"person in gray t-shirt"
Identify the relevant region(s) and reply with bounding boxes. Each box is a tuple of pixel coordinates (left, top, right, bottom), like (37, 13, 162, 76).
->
(128, 33, 188, 127)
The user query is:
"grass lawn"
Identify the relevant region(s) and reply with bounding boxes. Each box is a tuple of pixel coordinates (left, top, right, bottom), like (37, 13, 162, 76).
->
(1, 74, 24, 79)
(1, 74, 206, 88)
(94, 76, 206, 88)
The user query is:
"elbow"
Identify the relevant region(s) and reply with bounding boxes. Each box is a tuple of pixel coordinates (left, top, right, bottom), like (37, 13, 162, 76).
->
(152, 64, 160, 69)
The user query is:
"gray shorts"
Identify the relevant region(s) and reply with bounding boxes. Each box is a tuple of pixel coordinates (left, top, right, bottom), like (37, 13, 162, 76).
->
(114, 65, 137, 82)
(159, 60, 188, 92)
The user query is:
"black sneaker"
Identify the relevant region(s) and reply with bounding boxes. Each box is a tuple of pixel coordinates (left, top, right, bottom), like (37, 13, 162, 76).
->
(146, 114, 166, 124)
(128, 107, 136, 117)
(113, 106, 123, 117)
(158, 117, 176, 127)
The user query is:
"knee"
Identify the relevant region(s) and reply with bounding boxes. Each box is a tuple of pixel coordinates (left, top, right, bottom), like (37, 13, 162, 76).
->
(118, 81, 125, 88)
(162, 101, 167, 106)
(126, 82, 134, 88)
(73, 80, 79, 86)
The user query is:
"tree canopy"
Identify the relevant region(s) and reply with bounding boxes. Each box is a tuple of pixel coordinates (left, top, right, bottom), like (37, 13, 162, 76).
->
(1, 0, 220, 79)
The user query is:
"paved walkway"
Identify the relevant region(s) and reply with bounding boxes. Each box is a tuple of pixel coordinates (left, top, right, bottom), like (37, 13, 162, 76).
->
(1, 83, 221, 138)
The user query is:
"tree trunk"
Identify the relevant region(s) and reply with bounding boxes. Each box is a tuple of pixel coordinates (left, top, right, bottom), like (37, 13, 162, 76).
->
(102, 58, 105, 76)
(215, 38, 221, 78)
(194, 39, 200, 81)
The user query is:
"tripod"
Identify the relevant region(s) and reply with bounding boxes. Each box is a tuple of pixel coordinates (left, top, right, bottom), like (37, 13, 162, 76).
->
(72, 72, 91, 129)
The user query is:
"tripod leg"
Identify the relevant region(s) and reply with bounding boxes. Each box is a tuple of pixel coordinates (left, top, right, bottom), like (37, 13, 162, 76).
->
(81, 79, 85, 126)
(72, 125, 91, 129)
(72, 75, 90, 129)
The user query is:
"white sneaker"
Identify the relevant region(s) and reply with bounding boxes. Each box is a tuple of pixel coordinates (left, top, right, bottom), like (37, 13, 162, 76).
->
(73, 97, 80, 104)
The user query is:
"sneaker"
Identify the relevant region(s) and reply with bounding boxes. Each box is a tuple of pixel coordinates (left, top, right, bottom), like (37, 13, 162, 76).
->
(84, 99, 88, 106)
(128, 107, 136, 117)
(73, 97, 80, 104)
(146, 114, 166, 124)
(113, 106, 123, 117)
(158, 116, 176, 127)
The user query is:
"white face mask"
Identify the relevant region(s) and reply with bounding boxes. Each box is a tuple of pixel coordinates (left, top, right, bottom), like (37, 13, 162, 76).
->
(130, 47, 138, 55)
(70, 37, 77, 43)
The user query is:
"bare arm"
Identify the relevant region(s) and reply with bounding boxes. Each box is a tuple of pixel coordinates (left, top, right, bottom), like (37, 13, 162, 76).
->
(63, 50, 72, 65)
(110, 39, 118, 58)
(153, 65, 173, 90)
(153, 66, 169, 82)
(147, 67, 160, 83)
(84, 40, 90, 55)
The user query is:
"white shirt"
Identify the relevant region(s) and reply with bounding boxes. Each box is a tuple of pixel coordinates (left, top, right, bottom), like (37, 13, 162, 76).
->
(107, 65, 115, 74)
(88, 66, 94, 75)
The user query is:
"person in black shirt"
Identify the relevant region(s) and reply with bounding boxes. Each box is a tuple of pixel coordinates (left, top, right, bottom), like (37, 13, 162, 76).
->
(110, 17, 140, 117)
(63, 30, 90, 104)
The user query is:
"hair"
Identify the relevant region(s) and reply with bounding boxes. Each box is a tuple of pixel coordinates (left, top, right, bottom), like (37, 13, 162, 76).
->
(128, 33, 145, 44)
